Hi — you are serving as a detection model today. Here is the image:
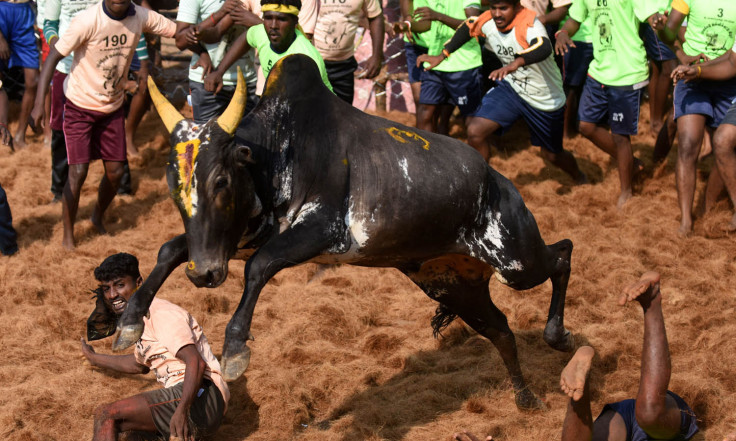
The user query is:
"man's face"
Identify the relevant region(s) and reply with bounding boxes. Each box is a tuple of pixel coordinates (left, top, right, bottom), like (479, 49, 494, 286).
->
(99, 275, 141, 316)
(490, 2, 519, 29)
(104, 0, 132, 18)
(263, 11, 296, 47)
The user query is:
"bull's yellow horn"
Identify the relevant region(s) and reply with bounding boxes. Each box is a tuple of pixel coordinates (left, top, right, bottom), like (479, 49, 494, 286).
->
(147, 76, 185, 133)
(216, 66, 247, 136)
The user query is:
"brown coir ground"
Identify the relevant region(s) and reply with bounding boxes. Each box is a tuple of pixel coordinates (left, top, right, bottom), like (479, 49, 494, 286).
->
(1, 83, 735, 441)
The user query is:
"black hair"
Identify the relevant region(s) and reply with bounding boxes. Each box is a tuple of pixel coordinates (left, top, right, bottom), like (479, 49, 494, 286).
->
(260, 0, 302, 10)
(489, 0, 520, 5)
(94, 253, 141, 282)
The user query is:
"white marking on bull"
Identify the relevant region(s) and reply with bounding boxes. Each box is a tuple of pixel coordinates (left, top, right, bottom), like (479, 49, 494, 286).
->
(345, 197, 370, 248)
(293, 199, 321, 226)
(399, 158, 412, 191)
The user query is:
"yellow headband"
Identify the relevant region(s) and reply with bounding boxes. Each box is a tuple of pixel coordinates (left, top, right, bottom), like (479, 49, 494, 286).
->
(261, 4, 300, 16)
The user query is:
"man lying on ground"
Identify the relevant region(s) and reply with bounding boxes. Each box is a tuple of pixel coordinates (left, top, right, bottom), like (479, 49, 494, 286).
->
(81, 253, 229, 441)
(454, 271, 701, 441)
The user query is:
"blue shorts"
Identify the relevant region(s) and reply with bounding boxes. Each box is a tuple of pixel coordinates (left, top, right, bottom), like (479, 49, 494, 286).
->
(419, 68, 482, 116)
(405, 43, 428, 84)
(721, 99, 736, 127)
(598, 391, 699, 441)
(579, 76, 643, 135)
(673, 77, 736, 127)
(472, 80, 564, 153)
(640, 23, 676, 62)
(563, 41, 593, 88)
(0, 2, 38, 69)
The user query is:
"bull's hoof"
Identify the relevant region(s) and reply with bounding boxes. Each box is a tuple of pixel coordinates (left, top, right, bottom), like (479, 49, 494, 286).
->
(112, 323, 144, 351)
(515, 387, 545, 411)
(221, 345, 252, 381)
(543, 327, 575, 353)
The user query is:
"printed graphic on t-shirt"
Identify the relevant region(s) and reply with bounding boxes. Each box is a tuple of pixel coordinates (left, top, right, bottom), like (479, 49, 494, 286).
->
(593, 8, 613, 50)
(96, 33, 134, 100)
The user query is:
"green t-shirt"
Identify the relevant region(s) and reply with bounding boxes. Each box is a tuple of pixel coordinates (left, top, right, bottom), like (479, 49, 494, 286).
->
(563, 14, 593, 43)
(569, 0, 657, 87)
(247, 25, 333, 91)
(674, 0, 736, 60)
(404, 0, 428, 48)
(422, 0, 482, 72)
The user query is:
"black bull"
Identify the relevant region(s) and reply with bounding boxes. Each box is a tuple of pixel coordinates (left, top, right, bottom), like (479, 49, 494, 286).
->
(113, 54, 574, 409)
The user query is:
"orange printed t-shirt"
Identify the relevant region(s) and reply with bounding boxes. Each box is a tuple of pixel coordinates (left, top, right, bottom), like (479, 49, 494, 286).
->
(134, 298, 230, 410)
(55, 2, 176, 113)
(313, 0, 383, 61)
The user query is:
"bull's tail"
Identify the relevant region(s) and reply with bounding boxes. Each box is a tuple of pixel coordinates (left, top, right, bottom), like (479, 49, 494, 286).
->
(431, 303, 458, 338)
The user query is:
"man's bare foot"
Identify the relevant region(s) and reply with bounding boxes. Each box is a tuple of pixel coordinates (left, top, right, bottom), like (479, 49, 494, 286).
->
(574, 172, 589, 185)
(560, 346, 594, 402)
(617, 189, 633, 209)
(723, 213, 736, 233)
(677, 220, 693, 238)
(91, 212, 107, 235)
(13, 132, 27, 149)
(62, 235, 75, 250)
(619, 271, 661, 310)
(723, 431, 736, 441)
(453, 430, 492, 441)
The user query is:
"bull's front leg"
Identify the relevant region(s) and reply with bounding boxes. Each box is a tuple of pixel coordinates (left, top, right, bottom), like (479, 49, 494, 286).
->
(113, 234, 189, 350)
(220, 221, 334, 381)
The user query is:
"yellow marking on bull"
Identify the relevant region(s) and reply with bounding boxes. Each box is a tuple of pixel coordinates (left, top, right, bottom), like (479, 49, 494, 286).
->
(342, 158, 348, 165)
(175, 138, 201, 217)
(385, 127, 430, 150)
(187, 260, 196, 271)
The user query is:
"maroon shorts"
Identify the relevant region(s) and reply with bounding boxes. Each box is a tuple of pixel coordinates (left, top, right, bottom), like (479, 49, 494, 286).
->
(63, 100, 126, 165)
(50, 70, 67, 131)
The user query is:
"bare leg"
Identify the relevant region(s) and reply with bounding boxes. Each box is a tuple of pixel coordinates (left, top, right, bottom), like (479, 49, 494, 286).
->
(653, 111, 676, 164)
(62, 163, 90, 249)
(541, 149, 588, 184)
(466, 116, 501, 162)
(564, 87, 582, 139)
(612, 133, 634, 209)
(416, 103, 436, 132)
(91, 160, 125, 234)
(619, 272, 682, 440)
(675, 114, 707, 236)
(93, 395, 157, 441)
(43, 90, 52, 148)
(712, 123, 736, 231)
(649, 60, 676, 137)
(560, 346, 595, 441)
(435, 103, 454, 136)
(703, 166, 724, 214)
(579, 122, 618, 158)
(125, 64, 151, 156)
(14, 67, 39, 148)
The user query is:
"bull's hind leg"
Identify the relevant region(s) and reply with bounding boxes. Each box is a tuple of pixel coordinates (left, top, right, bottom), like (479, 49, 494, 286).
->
(542, 239, 575, 352)
(402, 255, 543, 410)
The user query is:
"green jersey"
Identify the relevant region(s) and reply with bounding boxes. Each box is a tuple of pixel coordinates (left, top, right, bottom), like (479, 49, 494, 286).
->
(422, 0, 482, 72)
(247, 25, 333, 91)
(569, 0, 658, 87)
(672, 0, 736, 60)
(563, 13, 593, 43)
(404, 0, 429, 48)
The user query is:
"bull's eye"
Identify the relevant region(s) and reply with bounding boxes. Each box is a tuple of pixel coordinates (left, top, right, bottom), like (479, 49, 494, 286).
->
(214, 176, 229, 191)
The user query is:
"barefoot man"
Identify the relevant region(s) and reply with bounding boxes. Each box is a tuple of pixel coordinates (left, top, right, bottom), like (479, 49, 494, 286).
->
(559, 271, 698, 441)
(454, 271, 701, 441)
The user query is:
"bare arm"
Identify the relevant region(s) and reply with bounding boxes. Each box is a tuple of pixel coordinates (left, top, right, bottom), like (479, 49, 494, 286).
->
(168, 344, 207, 441)
(538, 4, 570, 26)
(362, 14, 385, 79)
(413, 6, 479, 30)
(554, 17, 580, 55)
(657, 9, 686, 48)
(80, 338, 150, 374)
(203, 30, 252, 93)
(671, 50, 736, 83)
(30, 46, 65, 130)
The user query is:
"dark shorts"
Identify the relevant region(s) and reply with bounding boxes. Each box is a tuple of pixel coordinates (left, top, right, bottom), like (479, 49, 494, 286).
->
(673, 77, 736, 127)
(189, 79, 258, 126)
(419, 68, 482, 116)
(63, 100, 126, 165)
(0, 2, 38, 69)
(563, 41, 594, 88)
(50, 70, 67, 131)
(325, 56, 358, 104)
(598, 391, 699, 441)
(721, 99, 736, 127)
(143, 379, 226, 439)
(639, 23, 676, 62)
(472, 80, 564, 153)
(579, 75, 643, 135)
(404, 42, 428, 84)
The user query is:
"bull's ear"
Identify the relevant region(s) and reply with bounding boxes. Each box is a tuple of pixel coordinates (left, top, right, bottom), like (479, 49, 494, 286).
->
(234, 145, 254, 166)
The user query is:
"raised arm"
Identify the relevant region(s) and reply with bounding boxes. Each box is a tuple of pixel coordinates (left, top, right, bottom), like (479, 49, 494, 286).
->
(203, 30, 252, 93)
(538, 4, 570, 26)
(413, 5, 479, 30)
(80, 338, 150, 374)
(168, 344, 207, 440)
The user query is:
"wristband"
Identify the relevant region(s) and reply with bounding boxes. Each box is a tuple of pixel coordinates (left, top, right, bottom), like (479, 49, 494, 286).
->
(554, 29, 567, 38)
(47, 34, 58, 44)
(403, 20, 412, 32)
(442, 48, 450, 59)
(696, 65, 701, 78)
(210, 13, 219, 26)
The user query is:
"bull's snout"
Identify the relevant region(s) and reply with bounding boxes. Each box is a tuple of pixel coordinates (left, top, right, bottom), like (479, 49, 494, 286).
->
(185, 260, 228, 288)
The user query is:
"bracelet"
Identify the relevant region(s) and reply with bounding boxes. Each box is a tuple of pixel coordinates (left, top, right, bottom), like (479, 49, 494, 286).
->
(442, 48, 450, 59)
(403, 20, 412, 32)
(696, 65, 702, 78)
(210, 13, 219, 26)
(554, 29, 567, 38)
(0, 122, 8, 131)
(47, 34, 58, 44)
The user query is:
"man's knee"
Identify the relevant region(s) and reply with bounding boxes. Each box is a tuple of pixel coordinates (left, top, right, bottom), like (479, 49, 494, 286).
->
(94, 403, 116, 424)
(105, 163, 125, 184)
(578, 121, 596, 138)
(634, 400, 667, 432)
(713, 125, 736, 159)
(23, 69, 38, 91)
